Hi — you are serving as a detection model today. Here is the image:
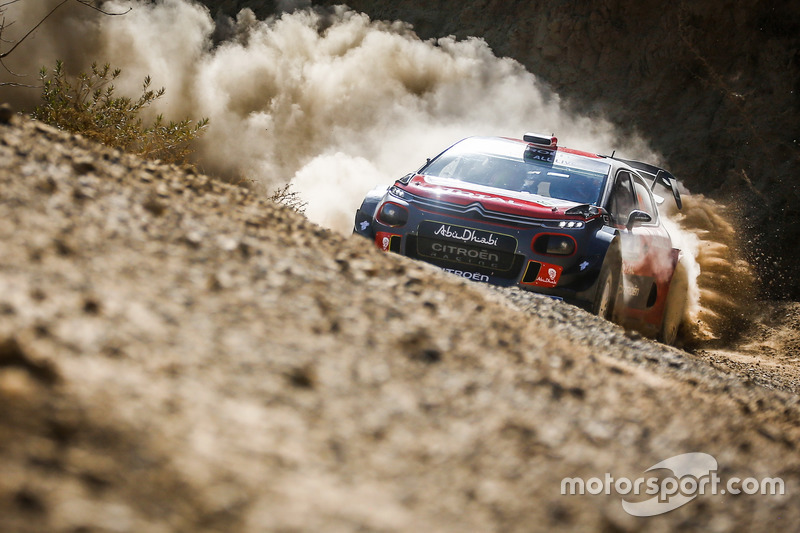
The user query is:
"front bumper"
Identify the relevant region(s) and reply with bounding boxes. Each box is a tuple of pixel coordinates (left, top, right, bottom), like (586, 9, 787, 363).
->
(368, 208, 607, 308)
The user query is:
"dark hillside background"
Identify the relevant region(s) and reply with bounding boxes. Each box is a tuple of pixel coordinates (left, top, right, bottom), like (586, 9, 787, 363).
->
(202, 0, 800, 298)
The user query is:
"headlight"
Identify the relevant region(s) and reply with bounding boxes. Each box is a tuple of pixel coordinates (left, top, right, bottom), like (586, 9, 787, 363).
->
(558, 220, 584, 229)
(377, 202, 409, 227)
(533, 234, 576, 256)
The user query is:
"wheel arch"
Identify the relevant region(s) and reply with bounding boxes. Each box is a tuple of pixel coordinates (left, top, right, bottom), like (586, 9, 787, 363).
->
(353, 185, 389, 238)
(586, 227, 620, 293)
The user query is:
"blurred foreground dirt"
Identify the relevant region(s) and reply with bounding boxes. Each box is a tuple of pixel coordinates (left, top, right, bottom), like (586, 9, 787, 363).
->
(0, 117, 798, 532)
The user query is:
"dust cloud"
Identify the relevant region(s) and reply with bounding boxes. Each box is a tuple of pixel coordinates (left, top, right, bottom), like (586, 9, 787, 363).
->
(661, 192, 756, 344)
(2, 0, 654, 229)
(2, 0, 754, 342)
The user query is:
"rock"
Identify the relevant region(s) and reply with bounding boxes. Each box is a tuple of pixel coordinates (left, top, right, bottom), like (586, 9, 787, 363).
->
(0, 103, 15, 125)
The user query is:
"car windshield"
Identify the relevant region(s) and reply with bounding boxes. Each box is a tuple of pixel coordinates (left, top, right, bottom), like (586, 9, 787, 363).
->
(421, 137, 610, 205)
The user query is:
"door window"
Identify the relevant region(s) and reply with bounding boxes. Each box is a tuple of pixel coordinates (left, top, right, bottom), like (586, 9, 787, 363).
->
(609, 171, 635, 226)
(632, 175, 657, 221)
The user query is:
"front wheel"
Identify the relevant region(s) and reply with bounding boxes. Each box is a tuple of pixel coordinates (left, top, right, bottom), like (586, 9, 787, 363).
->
(593, 249, 622, 323)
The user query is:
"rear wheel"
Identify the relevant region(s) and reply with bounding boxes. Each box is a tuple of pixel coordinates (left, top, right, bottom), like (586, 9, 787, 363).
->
(593, 247, 622, 323)
(659, 261, 688, 345)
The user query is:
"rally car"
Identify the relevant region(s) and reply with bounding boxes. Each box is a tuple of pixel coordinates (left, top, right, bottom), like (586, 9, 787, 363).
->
(354, 133, 686, 343)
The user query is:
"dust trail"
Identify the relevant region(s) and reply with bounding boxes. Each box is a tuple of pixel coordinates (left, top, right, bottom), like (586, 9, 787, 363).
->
(1, 0, 656, 231)
(613, 179, 754, 343)
(1, 0, 752, 342)
(661, 192, 756, 344)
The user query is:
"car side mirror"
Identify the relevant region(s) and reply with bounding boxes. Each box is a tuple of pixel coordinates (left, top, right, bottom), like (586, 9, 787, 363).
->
(626, 209, 652, 231)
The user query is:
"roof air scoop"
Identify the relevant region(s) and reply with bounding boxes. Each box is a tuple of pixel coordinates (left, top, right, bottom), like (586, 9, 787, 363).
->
(523, 132, 557, 147)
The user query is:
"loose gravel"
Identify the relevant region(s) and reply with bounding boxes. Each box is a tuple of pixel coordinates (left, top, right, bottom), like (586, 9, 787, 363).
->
(1, 116, 798, 532)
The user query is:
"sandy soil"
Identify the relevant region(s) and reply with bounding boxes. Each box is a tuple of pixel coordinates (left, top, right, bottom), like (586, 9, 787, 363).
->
(1, 116, 799, 532)
(691, 302, 800, 395)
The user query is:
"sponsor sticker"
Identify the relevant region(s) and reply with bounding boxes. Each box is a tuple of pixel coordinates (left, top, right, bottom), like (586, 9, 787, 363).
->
(416, 238, 514, 270)
(375, 232, 401, 253)
(525, 147, 556, 163)
(534, 264, 563, 287)
(418, 221, 517, 252)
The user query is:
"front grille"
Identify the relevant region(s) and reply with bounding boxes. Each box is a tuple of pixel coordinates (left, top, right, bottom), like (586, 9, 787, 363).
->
(405, 235, 525, 279)
(415, 236, 517, 271)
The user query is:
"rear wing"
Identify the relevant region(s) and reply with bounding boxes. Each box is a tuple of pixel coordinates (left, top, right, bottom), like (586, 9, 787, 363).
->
(614, 158, 682, 210)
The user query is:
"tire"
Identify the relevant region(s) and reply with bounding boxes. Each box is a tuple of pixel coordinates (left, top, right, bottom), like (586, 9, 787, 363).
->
(658, 261, 688, 345)
(593, 247, 622, 323)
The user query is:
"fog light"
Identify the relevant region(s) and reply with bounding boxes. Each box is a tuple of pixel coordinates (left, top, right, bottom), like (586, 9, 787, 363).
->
(377, 202, 409, 227)
(533, 234, 576, 256)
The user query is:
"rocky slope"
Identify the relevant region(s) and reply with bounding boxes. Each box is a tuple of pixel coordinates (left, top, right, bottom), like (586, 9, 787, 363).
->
(1, 115, 799, 531)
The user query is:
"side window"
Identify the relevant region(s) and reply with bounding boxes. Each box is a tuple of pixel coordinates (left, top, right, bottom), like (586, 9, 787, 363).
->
(632, 175, 657, 221)
(609, 171, 635, 224)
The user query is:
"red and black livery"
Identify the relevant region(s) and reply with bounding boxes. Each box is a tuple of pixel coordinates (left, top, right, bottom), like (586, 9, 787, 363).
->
(354, 134, 685, 343)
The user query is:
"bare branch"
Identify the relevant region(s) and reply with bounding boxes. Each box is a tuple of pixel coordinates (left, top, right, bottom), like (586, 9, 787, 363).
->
(0, 80, 40, 87)
(0, 17, 10, 46)
(0, 0, 70, 59)
(74, 0, 131, 16)
(0, 0, 131, 59)
(0, 0, 132, 81)
(0, 55, 27, 77)
(0, 19, 17, 44)
(0, 0, 25, 10)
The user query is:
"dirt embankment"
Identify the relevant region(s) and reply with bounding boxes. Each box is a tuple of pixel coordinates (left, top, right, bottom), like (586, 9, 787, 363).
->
(1, 115, 799, 531)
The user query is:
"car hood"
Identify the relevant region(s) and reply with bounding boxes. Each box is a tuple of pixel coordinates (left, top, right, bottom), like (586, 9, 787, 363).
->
(399, 174, 582, 219)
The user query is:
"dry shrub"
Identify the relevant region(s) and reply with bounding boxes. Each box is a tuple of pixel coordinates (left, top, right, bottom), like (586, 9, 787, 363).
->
(267, 182, 307, 214)
(32, 60, 208, 165)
